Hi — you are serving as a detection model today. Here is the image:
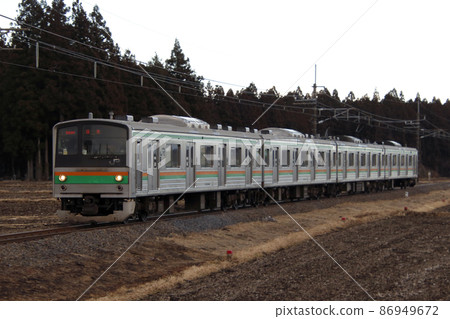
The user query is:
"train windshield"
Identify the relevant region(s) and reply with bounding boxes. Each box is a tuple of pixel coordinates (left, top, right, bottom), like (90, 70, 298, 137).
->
(81, 125, 127, 156)
(57, 126, 78, 155)
(56, 123, 128, 167)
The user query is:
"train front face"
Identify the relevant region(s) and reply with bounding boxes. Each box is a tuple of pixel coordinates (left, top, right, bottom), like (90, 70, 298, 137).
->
(53, 119, 134, 223)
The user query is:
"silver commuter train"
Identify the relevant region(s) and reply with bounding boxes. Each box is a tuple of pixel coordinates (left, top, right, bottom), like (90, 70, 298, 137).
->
(53, 114, 418, 223)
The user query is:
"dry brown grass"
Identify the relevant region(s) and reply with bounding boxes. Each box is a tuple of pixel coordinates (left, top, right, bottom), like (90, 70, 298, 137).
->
(0, 198, 57, 202)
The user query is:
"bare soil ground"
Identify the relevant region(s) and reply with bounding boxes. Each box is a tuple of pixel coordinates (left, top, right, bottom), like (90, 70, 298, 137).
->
(0, 180, 448, 300)
(148, 211, 450, 301)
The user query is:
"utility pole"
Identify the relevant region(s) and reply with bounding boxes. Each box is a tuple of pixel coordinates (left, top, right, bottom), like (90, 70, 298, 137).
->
(312, 65, 318, 136)
(416, 93, 420, 175)
(311, 64, 326, 137)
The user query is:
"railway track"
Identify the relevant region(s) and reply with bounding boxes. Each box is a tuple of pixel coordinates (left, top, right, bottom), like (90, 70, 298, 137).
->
(1, 181, 448, 245)
(0, 224, 94, 245)
(0, 209, 212, 245)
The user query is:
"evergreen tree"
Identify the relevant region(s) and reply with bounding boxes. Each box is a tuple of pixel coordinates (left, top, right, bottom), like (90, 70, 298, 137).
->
(150, 52, 163, 67)
(89, 5, 116, 55)
(346, 91, 355, 102)
(70, 0, 90, 44)
(332, 89, 340, 101)
(165, 39, 203, 94)
(238, 82, 258, 100)
(372, 88, 380, 102)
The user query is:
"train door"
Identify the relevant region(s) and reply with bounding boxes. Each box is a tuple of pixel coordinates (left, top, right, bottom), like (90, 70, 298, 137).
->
(135, 139, 143, 192)
(262, 146, 272, 186)
(218, 143, 226, 186)
(356, 152, 360, 179)
(273, 147, 279, 183)
(326, 151, 331, 180)
(406, 154, 409, 176)
(378, 154, 381, 178)
(388, 154, 392, 177)
(186, 142, 195, 187)
(141, 142, 148, 193)
(343, 151, 348, 179)
(147, 140, 160, 190)
(311, 151, 316, 181)
(293, 148, 299, 182)
(245, 147, 252, 185)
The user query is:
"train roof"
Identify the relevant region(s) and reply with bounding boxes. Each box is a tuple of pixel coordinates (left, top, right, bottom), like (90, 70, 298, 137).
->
(53, 114, 417, 151)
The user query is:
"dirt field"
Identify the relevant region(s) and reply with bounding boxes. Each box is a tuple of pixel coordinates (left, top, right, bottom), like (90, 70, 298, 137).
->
(147, 211, 449, 301)
(0, 180, 448, 300)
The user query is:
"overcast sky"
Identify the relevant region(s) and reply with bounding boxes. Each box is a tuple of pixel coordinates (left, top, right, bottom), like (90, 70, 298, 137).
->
(2, 0, 449, 101)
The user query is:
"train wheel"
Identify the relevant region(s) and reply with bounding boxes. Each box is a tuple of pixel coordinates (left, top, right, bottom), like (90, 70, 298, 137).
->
(139, 211, 149, 222)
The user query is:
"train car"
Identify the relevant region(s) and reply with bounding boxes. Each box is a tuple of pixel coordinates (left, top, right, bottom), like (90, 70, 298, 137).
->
(53, 114, 418, 223)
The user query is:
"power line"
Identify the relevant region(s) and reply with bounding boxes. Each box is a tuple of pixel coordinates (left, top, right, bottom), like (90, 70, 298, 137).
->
(2, 13, 449, 140)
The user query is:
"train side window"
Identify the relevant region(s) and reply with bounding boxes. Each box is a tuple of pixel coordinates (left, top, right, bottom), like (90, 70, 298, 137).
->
(282, 149, 290, 167)
(401, 155, 405, 166)
(408, 155, 412, 166)
(161, 144, 180, 168)
(361, 153, 366, 166)
(393, 155, 397, 166)
(301, 151, 309, 167)
(230, 147, 242, 167)
(332, 152, 336, 167)
(255, 148, 261, 167)
(317, 151, 325, 166)
(264, 149, 270, 166)
(338, 153, 342, 167)
(372, 154, 377, 166)
(349, 153, 355, 167)
(200, 145, 214, 167)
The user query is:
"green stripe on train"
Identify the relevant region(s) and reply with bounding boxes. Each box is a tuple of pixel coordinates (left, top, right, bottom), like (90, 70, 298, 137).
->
(197, 174, 218, 178)
(160, 175, 187, 180)
(54, 175, 128, 184)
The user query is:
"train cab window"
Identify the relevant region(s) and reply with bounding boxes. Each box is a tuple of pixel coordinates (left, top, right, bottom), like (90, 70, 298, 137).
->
(349, 153, 355, 167)
(372, 154, 377, 166)
(282, 149, 290, 167)
(200, 145, 214, 167)
(57, 126, 78, 155)
(82, 125, 127, 156)
(230, 147, 242, 167)
(161, 144, 180, 168)
(300, 151, 309, 167)
(56, 123, 128, 167)
(361, 153, 366, 166)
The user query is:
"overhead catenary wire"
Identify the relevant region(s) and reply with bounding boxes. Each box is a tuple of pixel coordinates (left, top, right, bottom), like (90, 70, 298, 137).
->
(0, 12, 246, 90)
(2, 13, 450, 140)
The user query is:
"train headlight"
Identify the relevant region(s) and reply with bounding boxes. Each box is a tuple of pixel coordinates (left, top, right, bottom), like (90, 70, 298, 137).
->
(58, 175, 67, 182)
(115, 175, 123, 182)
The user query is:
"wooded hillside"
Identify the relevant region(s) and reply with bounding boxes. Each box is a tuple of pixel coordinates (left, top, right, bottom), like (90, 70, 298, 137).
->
(1, 0, 449, 179)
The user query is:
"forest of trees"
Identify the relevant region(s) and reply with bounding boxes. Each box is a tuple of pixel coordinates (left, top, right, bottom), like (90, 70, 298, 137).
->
(1, 0, 449, 179)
